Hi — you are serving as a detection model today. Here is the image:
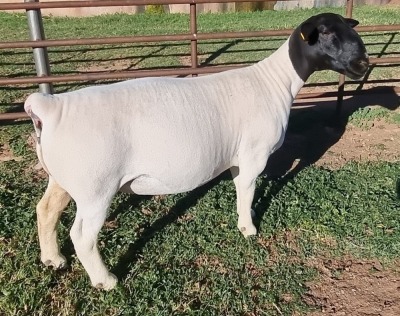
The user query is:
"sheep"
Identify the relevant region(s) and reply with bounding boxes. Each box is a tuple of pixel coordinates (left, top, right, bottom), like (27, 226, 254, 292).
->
(25, 13, 369, 290)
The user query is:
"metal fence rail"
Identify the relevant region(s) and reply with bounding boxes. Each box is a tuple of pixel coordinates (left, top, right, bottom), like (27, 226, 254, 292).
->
(0, 0, 292, 9)
(0, 0, 399, 121)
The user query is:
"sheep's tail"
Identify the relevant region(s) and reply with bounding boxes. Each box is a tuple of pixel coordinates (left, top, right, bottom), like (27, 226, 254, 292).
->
(24, 92, 58, 135)
(24, 92, 56, 175)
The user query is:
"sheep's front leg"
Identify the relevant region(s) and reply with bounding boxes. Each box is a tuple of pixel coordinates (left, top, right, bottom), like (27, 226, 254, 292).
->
(230, 166, 257, 237)
(37, 176, 71, 269)
(70, 199, 117, 290)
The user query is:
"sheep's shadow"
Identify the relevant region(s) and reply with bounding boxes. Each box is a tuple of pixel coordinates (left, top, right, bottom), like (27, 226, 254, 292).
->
(266, 86, 399, 177)
(110, 86, 398, 280)
(111, 174, 228, 279)
(253, 86, 399, 230)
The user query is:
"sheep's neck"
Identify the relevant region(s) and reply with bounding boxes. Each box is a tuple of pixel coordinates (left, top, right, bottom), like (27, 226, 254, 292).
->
(288, 29, 316, 82)
(254, 38, 306, 102)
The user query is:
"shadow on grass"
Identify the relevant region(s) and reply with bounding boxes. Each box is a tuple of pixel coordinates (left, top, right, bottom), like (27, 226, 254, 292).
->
(266, 86, 399, 177)
(110, 86, 398, 280)
(112, 174, 228, 279)
(253, 86, 399, 231)
(397, 178, 400, 200)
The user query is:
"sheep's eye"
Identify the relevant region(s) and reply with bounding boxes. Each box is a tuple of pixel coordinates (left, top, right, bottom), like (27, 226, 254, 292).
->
(321, 30, 331, 35)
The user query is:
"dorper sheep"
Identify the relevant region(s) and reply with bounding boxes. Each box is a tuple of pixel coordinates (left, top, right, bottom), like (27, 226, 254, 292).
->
(25, 13, 369, 289)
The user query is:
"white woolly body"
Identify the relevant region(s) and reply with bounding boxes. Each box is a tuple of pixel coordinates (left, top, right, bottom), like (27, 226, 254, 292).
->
(26, 38, 304, 289)
(26, 39, 303, 202)
(25, 13, 369, 290)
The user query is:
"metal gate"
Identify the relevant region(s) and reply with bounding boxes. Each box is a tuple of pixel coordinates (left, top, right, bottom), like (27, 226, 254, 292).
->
(0, 0, 399, 121)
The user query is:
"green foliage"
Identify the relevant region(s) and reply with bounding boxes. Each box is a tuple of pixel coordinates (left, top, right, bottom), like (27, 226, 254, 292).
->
(389, 111, 400, 125)
(265, 163, 400, 259)
(349, 107, 400, 129)
(349, 106, 392, 129)
(145, 5, 165, 14)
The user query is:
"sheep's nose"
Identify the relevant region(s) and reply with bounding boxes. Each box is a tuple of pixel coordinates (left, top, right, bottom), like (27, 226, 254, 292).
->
(357, 57, 369, 69)
(351, 57, 369, 74)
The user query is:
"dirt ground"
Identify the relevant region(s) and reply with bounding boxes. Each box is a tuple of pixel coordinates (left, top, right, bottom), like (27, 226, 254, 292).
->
(388, 0, 400, 5)
(260, 86, 400, 315)
(313, 119, 400, 168)
(290, 90, 399, 315)
(300, 115, 400, 316)
(304, 258, 400, 316)
(282, 106, 400, 316)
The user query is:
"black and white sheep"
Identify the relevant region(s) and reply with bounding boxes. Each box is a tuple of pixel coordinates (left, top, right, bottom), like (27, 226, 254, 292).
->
(25, 13, 369, 290)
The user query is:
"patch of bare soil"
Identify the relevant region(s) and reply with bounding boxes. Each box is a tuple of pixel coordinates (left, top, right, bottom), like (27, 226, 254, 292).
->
(305, 258, 400, 315)
(77, 59, 135, 73)
(0, 143, 22, 162)
(266, 117, 400, 176)
(387, 0, 400, 6)
(315, 120, 400, 169)
(179, 56, 193, 67)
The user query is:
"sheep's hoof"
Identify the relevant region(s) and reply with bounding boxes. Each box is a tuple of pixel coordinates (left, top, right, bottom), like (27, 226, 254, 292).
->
(42, 255, 68, 270)
(239, 224, 257, 238)
(94, 273, 118, 291)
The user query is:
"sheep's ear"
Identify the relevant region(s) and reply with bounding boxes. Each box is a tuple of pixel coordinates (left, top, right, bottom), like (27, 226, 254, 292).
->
(300, 22, 318, 44)
(345, 18, 359, 28)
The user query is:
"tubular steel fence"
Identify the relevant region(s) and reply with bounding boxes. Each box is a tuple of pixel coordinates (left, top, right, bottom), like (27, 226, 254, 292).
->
(0, 0, 399, 121)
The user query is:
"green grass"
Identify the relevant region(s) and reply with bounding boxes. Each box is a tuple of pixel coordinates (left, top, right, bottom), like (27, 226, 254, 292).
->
(1, 6, 400, 315)
(349, 106, 400, 129)
(1, 121, 399, 314)
(349, 106, 393, 128)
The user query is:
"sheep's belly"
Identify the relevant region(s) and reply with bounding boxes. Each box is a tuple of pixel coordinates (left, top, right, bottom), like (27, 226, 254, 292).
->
(119, 175, 171, 195)
(120, 163, 230, 195)
(120, 175, 204, 195)
(120, 175, 185, 195)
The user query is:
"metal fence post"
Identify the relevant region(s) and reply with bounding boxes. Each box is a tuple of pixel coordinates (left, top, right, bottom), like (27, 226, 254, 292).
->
(190, 3, 198, 77)
(336, 0, 354, 115)
(25, 0, 53, 94)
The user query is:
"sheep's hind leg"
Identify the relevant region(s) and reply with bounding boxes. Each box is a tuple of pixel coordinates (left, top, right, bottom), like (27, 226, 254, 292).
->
(37, 176, 71, 269)
(230, 166, 257, 238)
(70, 196, 117, 290)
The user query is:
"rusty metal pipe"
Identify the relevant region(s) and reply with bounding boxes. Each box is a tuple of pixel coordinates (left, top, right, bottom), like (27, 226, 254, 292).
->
(369, 56, 400, 64)
(356, 25, 400, 32)
(190, 3, 198, 75)
(0, 112, 30, 121)
(345, 0, 353, 18)
(336, 0, 354, 114)
(0, 55, 399, 86)
(0, 0, 289, 11)
(0, 30, 294, 50)
(1, 25, 398, 50)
